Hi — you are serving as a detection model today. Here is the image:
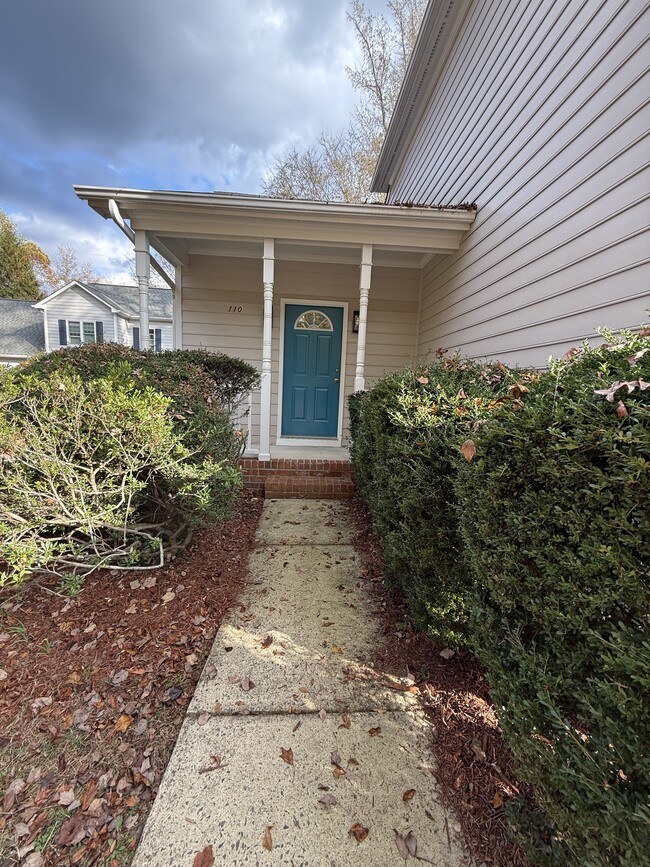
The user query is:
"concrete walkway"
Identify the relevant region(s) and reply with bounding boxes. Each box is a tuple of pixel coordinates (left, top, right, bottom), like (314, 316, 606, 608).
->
(133, 500, 467, 866)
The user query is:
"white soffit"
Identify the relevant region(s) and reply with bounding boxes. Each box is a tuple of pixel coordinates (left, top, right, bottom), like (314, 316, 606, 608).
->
(74, 186, 476, 258)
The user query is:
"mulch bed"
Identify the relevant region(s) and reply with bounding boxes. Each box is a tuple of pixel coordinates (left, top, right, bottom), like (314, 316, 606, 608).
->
(0, 491, 263, 867)
(347, 495, 531, 867)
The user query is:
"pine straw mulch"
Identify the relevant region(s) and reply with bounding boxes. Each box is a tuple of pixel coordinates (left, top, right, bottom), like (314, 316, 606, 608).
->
(347, 495, 531, 867)
(0, 490, 263, 867)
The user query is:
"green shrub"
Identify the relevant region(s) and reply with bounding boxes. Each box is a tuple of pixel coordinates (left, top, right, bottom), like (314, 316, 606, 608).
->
(349, 354, 533, 645)
(456, 330, 650, 865)
(0, 345, 258, 587)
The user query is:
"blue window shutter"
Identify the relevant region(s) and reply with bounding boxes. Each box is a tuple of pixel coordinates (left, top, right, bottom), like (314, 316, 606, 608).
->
(155, 328, 162, 352)
(58, 319, 67, 346)
(96, 321, 104, 344)
(133, 327, 140, 349)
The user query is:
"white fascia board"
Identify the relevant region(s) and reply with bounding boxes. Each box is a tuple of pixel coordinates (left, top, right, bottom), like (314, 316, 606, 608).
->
(371, 0, 473, 193)
(35, 281, 123, 315)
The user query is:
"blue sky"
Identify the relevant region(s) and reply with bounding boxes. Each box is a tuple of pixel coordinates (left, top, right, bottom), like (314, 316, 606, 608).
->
(0, 0, 384, 281)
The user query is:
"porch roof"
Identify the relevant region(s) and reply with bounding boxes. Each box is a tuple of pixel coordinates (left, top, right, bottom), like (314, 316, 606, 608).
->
(74, 186, 476, 269)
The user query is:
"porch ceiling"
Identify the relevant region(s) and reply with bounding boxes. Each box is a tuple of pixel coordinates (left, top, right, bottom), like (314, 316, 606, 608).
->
(74, 187, 476, 269)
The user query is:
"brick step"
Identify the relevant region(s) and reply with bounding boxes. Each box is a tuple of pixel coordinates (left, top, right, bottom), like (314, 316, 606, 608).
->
(264, 475, 355, 500)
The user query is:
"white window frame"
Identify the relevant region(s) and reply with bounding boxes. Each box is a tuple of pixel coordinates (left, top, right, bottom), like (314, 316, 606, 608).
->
(67, 320, 100, 345)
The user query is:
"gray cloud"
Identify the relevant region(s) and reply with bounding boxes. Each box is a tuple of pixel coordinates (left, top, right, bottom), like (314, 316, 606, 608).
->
(0, 0, 382, 275)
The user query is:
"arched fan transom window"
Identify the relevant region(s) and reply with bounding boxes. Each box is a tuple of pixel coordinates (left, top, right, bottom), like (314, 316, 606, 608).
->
(294, 310, 334, 331)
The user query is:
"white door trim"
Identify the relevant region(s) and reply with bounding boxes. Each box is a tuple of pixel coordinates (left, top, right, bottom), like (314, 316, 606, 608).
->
(276, 298, 348, 447)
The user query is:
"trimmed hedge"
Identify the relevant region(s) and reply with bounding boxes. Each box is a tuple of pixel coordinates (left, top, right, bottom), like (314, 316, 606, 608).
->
(349, 354, 535, 645)
(457, 331, 650, 865)
(349, 330, 650, 864)
(0, 345, 258, 586)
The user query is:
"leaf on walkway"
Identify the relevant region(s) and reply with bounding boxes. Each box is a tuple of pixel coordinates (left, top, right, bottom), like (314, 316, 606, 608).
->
(241, 675, 255, 692)
(349, 823, 369, 843)
(330, 751, 341, 765)
(339, 713, 351, 729)
(332, 644, 343, 654)
(368, 726, 382, 737)
(197, 712, 210, 726)
(193, 844, 214, 867)
(318, 708, 326, 721)
(395, 829, 410, 859)
(333, 766, 346, 778)
(280, 747, 294, 765)
(262, 825, 273, 851)
(406, 831, 417, 856)
(403, 789, 416, 802)
(319, 793, 337, 806)
(261, 635, 273, 649)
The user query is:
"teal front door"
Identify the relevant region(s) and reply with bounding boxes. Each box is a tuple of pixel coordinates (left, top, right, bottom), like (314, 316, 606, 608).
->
(281, 304, 343, 438)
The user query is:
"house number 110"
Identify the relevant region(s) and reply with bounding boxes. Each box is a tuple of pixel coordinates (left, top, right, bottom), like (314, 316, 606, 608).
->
(228, 305, 243, 313)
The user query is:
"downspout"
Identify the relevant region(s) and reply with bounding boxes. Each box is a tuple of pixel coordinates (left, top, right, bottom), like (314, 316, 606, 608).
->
(108, 199, 174, 290)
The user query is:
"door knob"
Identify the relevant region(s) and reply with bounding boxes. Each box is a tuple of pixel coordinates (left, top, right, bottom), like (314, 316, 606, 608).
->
(334, 378, 340, 383)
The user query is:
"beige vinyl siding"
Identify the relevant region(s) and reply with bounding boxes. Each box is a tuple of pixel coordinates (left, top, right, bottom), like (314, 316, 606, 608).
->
(389, 0, 650, 368)
(45, 287, 114, 349)
(181, 255, 419, 449)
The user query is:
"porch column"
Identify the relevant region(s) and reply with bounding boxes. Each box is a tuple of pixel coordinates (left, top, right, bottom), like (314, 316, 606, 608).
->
(354, 244, 373, 391)
(135, 229, 151, 349)
(259, 238, 275, 461)
(173, 265, 183, 349)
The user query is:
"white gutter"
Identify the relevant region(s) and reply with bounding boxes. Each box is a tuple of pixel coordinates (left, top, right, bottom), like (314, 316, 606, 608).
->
(108, 199, 175, 290)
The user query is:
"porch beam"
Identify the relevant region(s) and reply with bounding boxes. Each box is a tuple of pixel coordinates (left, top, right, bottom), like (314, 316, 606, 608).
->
(354, 244, 373, 392)
(259, 238, 274, 461)
(135, 229, 151, 349)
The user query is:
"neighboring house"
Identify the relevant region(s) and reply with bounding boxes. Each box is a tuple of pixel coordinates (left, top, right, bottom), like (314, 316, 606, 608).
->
(74, 0, 649, 462)
(34, 282, 173, 352)
(0, 299, 46, 365)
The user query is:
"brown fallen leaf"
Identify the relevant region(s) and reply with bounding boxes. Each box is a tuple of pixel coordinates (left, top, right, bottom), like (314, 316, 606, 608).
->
(197, 712, 210, 726)
(383, 680, 419, 694)
(368, 726, 382, 737)
(261, 635, 273, 649)
(340, 713, 351, 729)
(198, 756, 226, 774)
(262, 825, 273, 851)
(280, 747, 294, 765)
(330, 750, 341, 765)
(333, 766, 346, 778)
(439, 648, 455, 660)
(57, 814, 86, 846)
(460, 438, 477, 462)
(493, 791, 504, 808)
(193, 844, 215, 867)
(241, 675, 255, 692)
(332, 644, 343, 654)
(403, 789, 416, 802)
(349, 823, 369, 843)
(114, 714, 133, 733)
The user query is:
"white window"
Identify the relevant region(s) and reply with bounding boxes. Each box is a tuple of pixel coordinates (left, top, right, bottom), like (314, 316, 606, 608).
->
(67, 320, 101, 345)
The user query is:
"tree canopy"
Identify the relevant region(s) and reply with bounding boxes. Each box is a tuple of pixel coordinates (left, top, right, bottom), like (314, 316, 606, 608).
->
(263, 0, 427, 203)
(0, 209, 49, 300)
(36, 244, 97, 295)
